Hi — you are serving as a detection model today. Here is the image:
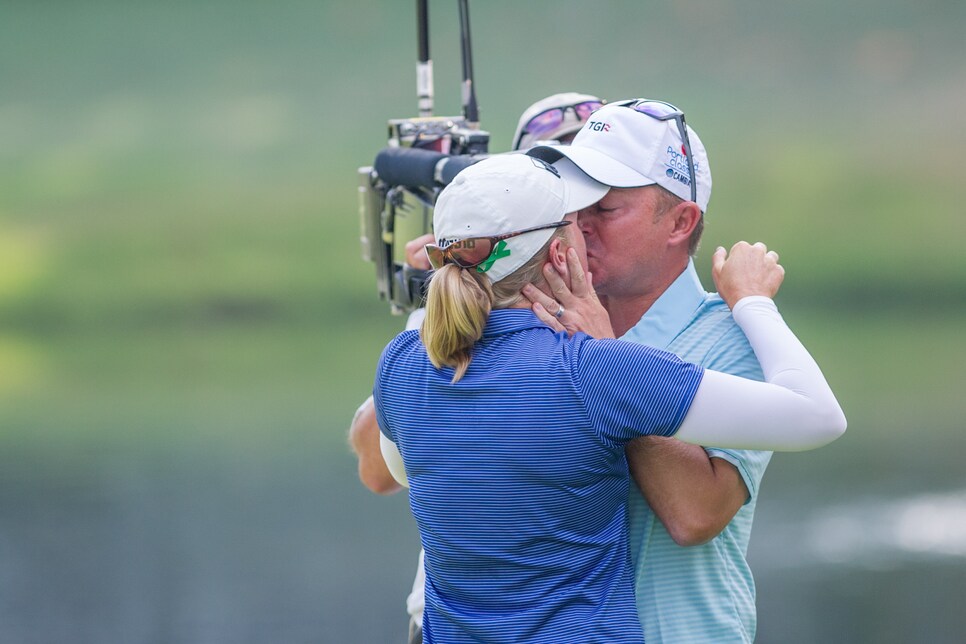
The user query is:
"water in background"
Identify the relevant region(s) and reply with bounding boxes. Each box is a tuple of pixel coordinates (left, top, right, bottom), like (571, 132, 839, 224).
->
(3, 445, 966, 643)
(2, 1, 965, 642)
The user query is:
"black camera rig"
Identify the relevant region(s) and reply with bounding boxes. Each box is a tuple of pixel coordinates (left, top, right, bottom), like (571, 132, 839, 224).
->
(358, 0, 489, 314)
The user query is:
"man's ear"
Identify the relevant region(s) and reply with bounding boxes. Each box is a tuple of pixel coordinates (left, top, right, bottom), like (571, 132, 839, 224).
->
(549, 238, 568, 271)
(667, 201, 702, 247)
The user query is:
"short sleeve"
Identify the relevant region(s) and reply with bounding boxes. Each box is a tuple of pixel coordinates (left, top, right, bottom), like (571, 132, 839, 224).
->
(573, 337, 704, 445)
(373, 311, 424, 443)
(372, 342, 395, 442)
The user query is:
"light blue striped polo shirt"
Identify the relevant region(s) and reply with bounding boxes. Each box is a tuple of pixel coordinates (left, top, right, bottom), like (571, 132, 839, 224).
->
(374, 309, 703, 644)
(623, 260, 771, 644)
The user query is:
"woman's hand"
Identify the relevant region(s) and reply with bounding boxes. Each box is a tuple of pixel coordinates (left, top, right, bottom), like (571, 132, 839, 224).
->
(522, 247, 616, 339)
(712, 241, 785, 309)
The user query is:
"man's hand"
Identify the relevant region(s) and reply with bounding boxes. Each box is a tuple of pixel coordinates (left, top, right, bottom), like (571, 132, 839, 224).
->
(404, 233, 436, 271)
(522, 248, 615, 339)
(712, 241, 784, 309)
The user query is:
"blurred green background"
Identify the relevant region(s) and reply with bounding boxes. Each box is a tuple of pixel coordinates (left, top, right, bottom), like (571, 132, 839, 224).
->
(2, 1, 965, 642)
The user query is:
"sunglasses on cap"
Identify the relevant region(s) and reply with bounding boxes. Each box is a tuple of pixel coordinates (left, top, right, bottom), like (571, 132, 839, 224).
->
(425, 220, 573, 272)
(521, 100, 604, 141)
(618, 99, 697, 203)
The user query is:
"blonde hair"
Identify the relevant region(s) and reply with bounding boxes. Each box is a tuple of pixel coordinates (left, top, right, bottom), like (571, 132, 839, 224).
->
(421, 231, 563, 382)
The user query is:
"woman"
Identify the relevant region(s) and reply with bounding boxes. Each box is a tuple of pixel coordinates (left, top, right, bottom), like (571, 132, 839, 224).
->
(373, 154, 845, 643)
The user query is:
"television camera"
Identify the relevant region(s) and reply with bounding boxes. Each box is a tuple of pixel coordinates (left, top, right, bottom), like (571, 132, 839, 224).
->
(357, 0, 489, 314)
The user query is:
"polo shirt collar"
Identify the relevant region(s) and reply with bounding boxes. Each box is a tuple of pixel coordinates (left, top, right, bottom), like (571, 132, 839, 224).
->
(621, 259, 707, 348)
(483, 308, 551, 337)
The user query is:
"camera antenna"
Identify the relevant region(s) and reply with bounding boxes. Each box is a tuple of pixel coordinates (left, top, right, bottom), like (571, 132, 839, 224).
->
(416, 0, 433, 116)
(458, 0, 479, 126)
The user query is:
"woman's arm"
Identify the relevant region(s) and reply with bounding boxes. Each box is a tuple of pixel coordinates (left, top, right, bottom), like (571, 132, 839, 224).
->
(672, 243, 845, 449)
(674, 295, 847, 450)
(348, 396, 404, 494)
(367, 307, 424, 490)
(531, 241, 846, 451)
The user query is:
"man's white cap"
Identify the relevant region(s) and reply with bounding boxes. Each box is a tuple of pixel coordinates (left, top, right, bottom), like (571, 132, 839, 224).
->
(433, 154, 607, 282)
(528, 99, 712, 212)
(511, 92, 604, 152)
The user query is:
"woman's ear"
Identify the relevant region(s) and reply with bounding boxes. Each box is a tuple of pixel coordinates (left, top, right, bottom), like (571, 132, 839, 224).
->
(549, 238, 568, 271)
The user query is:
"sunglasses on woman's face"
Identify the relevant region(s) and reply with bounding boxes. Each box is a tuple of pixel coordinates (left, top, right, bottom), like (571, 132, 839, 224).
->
(522, 101, 604, 140)
(425, 220, 573, 272)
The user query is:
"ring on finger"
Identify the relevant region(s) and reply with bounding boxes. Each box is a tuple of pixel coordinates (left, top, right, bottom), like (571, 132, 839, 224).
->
(554, 304, 566, 319)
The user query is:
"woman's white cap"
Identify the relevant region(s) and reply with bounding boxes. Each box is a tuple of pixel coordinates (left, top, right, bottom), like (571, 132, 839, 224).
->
(433, 154, 607, 282)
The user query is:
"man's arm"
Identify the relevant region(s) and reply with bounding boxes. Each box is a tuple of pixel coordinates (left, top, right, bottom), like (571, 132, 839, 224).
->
(626, 437, 747, 546)
(404, 233, 435, 270)
(626, 307, 778, 546)
(348, 396, 403, 495)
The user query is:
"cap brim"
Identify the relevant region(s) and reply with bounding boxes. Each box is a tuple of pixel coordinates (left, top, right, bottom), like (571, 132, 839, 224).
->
(530, 145, 657, 189)
(552, 157, 610, 211)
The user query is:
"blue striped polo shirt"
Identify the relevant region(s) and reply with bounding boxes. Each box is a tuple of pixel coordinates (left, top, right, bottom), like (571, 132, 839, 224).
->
(374, 308, 703, 644)
(623, 261, 771, 643)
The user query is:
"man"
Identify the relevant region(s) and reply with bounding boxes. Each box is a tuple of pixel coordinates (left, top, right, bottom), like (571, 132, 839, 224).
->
(348, 92, 604, 644)
(527, 99, 770, 643)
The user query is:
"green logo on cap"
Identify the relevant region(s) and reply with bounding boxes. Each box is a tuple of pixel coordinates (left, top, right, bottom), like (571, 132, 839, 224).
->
(477, 240, 511, 273)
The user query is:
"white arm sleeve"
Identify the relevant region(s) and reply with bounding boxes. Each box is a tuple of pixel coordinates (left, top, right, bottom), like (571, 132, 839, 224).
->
(675, 296, 847, 451)
(405, 308, 426, 331)
(379, 433, 409, 488)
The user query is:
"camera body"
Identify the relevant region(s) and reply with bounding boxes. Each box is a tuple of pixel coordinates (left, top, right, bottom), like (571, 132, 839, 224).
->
(359, 116, 490, 314)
